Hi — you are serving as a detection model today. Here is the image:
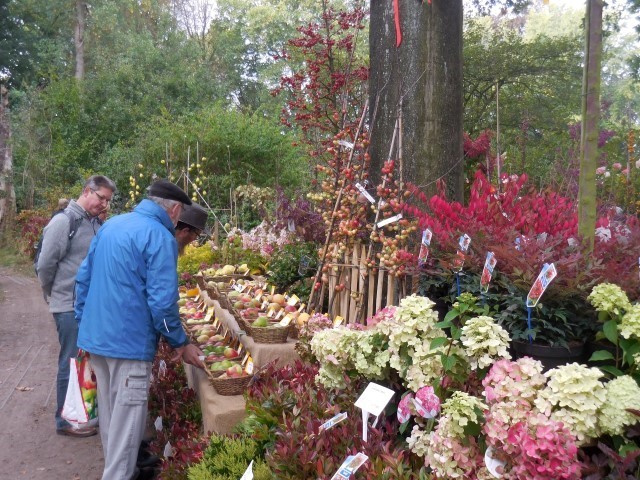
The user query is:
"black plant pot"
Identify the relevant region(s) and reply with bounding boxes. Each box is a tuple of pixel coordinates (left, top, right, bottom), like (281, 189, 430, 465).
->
(511, 340, 587, 372)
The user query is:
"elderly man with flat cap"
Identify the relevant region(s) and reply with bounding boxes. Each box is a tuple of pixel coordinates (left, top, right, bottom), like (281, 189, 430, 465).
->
(175, 203, 209, 255)
(75, 179, 204, 480)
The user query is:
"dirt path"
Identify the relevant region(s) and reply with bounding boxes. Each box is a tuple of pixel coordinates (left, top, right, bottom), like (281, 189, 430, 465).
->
(0, 267, 103, 480)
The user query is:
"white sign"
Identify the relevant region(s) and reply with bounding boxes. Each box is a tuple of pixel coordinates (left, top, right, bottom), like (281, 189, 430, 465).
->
(355, 383, 395, 416)
(355, 382, 395, 442)
(239, 460, 254, 480)
(376, 213, 403, 229)
(355, 182, 376, 204)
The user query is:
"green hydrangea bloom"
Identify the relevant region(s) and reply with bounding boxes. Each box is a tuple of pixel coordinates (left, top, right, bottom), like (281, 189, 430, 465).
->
(598, 375, 640, 436)
(588, 283, 631, 316)
(619, 304, 640, 340)
(534, 363, 606, 444)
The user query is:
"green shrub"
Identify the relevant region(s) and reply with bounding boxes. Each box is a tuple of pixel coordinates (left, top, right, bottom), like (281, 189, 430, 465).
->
(178, 244, 219, 275)
(187, 434, 273, 480)
(266, 242, 317, 301)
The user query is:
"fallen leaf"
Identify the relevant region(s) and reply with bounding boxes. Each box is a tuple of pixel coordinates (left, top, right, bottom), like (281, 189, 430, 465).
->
(15, 386, 33, 392)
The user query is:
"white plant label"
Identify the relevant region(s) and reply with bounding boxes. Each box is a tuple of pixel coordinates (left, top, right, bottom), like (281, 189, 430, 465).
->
(355, 382, 395, 442)
(239, 460, 254, 480)
(355, 182, 376, 204)
(318, 412, 348, 432)
(377, 213, 403, 229)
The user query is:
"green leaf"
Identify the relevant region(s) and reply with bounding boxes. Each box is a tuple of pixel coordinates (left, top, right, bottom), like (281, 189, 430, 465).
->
(430, 337, 449, 350)
(434, 320, 453, 330)
(599, 365, 624, 377)
(441, 354, 457, 371)
(603, 320, 619, 345)
(443, 310, 458, 323)
(450, 325, 460, 340)
(588, 350, 615, 362)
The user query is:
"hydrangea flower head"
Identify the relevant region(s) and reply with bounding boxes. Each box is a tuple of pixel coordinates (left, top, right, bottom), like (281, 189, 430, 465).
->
(598, 375, 640, 436)
(587, 283, 631, 316)
(619, 303, 640, 340)
(460, 315, 511, 369)
(535, 363, 606, 444)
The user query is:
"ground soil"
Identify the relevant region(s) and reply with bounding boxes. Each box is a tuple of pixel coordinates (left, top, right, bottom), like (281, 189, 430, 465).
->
(0, 267, 103, 479)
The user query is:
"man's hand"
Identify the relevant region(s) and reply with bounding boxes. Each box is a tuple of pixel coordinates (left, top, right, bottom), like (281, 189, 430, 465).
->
(172, 343, 205, 369)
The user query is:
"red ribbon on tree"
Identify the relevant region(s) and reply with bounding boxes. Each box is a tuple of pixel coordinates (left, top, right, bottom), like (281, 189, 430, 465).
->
(393, 0, 432, 48)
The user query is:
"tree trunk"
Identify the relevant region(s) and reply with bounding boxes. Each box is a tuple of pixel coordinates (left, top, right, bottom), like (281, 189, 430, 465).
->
(75, 0, 87, 80)
(369, 0, 464, 201)
(0, 85, 17, 236)
(578, 0, 602, 253)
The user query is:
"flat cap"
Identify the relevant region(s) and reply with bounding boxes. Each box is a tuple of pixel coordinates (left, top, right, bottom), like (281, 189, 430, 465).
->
(179, 203, 209, 233)
(149, 179, 192, 205)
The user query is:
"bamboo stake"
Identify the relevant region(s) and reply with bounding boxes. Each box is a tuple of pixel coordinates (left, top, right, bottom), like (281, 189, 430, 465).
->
(349, 243, 359, 322)
(376, 267, 384, 313)
(307, 100, 370, 311)
(367, 268, 375, 321)
(386, 274, 395, 307)
(355, 117, 400, 321)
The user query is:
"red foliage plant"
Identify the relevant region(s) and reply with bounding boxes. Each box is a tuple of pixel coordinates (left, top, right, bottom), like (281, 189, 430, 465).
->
(243, 360, 426, 479)
(14, 210, 49, 257)
(402, 170, 640, 301)
(148, 342, 208, 479)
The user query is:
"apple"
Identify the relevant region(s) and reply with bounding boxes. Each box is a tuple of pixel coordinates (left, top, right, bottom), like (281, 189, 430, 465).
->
(233, 301, 246, 310)
(226, 364, 243, 378)
(196, 334, 209, 344)
(272, 294, 286, 305)
(296, 312, 310, 327)
(253, 316, 269, 327)
(248, 299, 261, 308)
(284, 305, 297, 313)
(240, 294, 252, 303)
(267, 302, 281, 312)
(224, 347, 239, 358)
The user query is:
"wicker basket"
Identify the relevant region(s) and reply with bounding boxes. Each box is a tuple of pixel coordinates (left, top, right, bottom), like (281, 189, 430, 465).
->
(288, 323, 299, 340)
(209, 374, 252, 396)
(195, 275, 206, 290)
(205, 368, 225, 380)
(250, 324, 290, 344)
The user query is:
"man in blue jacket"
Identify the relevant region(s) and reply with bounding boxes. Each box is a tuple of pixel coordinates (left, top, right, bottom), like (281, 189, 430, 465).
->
(75, 179, 204, 480)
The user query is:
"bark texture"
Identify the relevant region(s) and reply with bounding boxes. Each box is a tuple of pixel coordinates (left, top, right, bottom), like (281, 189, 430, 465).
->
(0, 85, 16, 235)
(369, 0, 464, 201)
(578, 0, 602, 252)
(75, 0, 87, 80)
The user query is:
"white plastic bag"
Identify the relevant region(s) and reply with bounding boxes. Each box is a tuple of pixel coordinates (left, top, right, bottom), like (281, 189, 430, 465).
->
(61, 351, 98, 428)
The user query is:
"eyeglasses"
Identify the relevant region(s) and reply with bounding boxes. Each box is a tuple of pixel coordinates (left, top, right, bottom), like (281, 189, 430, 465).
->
(91, 189, 111, 205)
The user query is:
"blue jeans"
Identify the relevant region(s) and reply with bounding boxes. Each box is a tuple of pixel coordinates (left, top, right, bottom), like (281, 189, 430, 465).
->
(53, 311, 79, 430)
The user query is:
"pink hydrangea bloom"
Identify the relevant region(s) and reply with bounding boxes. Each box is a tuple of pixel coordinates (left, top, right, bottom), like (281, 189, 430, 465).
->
(612, 162, 622, 170)
(366, 305, 397, 328)
(414, 385, 441, 419)
(397, 392, 414, 423)
(505, 414, 582, 480)
(596, 166, 606, 175)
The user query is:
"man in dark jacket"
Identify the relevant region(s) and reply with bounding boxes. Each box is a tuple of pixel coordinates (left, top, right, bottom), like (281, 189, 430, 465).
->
(37, 175, 116, 437)
(75, 179, 203, 480)
(175, 203, 209, 254)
